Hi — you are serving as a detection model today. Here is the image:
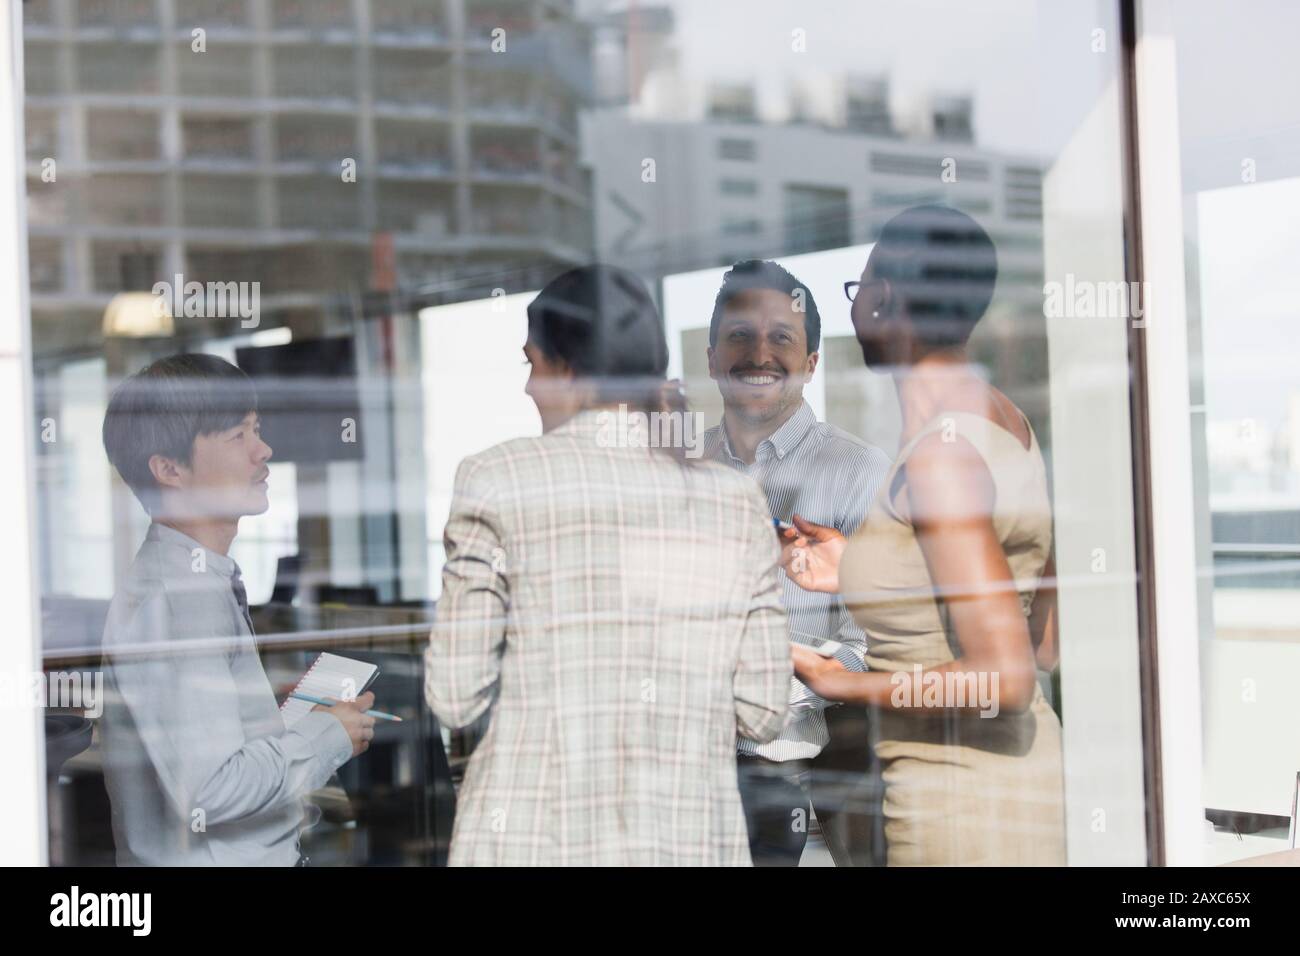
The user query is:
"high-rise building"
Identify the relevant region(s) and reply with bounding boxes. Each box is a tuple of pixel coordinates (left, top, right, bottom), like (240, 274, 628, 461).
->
(23, 0, 595, 355)
(581, 94, 1047, 451)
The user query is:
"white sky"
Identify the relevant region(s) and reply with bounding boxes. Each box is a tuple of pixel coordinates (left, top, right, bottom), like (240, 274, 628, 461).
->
(584, 0, 1125, 157)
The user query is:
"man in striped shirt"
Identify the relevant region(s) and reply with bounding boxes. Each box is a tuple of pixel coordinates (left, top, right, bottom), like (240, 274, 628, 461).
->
(703, 259, 891, 866)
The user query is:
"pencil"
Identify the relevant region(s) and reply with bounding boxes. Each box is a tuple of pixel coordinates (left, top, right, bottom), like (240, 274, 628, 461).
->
(290, 691, 402, 721)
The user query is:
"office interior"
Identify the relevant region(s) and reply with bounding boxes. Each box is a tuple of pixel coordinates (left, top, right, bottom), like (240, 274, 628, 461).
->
(13, 0, 1300, 866)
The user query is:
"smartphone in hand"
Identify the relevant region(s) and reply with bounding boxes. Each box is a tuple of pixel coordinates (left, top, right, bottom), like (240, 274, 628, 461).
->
(789, 636, 843, 658)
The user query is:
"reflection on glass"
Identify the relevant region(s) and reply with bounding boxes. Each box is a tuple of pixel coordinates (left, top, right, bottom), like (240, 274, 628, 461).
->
(26, 0, 1138, 866)
(1168, 0, 1300, 863)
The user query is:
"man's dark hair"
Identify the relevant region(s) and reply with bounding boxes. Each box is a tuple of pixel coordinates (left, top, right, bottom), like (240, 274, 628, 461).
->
(102, 353, 258, 515)
(870, 204, 998, 349)
(527, 263, 668, 406)
(708, 259, 821, 353)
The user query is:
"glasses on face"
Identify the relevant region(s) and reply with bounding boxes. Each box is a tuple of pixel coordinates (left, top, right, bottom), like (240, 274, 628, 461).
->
(844, 279, 892, 317)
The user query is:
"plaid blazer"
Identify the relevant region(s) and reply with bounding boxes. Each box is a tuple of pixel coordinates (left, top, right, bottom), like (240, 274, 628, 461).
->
(425, 409, 792, 865)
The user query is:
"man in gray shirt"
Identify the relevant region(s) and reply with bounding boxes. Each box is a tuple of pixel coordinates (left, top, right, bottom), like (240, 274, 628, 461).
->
(703, 260, 891, 866)
(98, 354, 374, 866)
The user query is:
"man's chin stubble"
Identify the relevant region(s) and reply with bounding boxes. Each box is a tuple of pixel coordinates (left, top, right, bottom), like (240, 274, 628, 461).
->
(732, 394, 797, 426)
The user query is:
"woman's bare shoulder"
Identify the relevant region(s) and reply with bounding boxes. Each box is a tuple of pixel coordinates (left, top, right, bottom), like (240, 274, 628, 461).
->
(935, 383, 1030, 449)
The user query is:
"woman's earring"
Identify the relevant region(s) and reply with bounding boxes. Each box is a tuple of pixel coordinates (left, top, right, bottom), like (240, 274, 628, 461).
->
(872, 310, 880, 319)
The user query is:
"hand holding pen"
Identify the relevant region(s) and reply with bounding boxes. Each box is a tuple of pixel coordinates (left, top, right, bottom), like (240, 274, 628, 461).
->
(303, 690, 399, 758)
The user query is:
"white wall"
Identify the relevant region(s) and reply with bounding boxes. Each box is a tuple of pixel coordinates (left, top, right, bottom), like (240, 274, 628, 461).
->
(0, 1, 47, 866)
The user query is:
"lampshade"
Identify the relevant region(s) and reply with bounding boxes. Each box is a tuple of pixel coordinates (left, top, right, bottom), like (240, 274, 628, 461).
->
(102, 292, 175, 338)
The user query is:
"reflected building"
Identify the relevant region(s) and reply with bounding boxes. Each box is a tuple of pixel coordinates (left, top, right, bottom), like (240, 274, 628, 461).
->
(580, 19, 1049, 453)
(24, 0, 594, 353)
(24, 0, 596, 604)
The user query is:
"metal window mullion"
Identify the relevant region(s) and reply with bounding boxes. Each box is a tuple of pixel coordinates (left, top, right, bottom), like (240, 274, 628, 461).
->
(1123, 0, 1207, 867)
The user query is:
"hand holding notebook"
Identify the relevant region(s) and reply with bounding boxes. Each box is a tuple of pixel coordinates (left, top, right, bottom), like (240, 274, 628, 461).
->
(280, 652, 398, 726)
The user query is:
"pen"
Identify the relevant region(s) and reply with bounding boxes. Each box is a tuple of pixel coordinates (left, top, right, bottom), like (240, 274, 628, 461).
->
(290, 691, 402, 721)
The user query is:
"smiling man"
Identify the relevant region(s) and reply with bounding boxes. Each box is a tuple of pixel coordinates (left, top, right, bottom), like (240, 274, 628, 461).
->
(98, 353, 375, 866)
(703, 260, 890, 866)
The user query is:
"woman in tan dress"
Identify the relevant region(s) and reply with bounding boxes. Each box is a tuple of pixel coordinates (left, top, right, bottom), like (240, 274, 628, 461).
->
(780, 205, 1065, 865)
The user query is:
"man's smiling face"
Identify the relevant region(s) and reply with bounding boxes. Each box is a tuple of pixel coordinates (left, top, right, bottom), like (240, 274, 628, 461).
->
(708, 287, 818, 426)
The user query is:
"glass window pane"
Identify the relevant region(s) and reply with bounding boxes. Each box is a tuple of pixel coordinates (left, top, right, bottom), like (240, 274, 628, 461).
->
(1167, 0, 1300, 864)
(22, 0, 1149, 867)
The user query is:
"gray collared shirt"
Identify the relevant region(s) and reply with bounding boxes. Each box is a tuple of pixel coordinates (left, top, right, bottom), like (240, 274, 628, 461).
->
(704, 402, 891, 761)
(99, 522, 352, 866)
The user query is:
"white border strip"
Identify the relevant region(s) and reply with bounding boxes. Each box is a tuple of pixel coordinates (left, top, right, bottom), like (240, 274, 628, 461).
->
(0, 1, 48, 865)
(1133, 0, 1206, 866)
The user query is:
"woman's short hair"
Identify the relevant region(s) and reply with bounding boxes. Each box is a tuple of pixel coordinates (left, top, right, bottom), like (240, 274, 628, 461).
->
(526, 264, 668, 405)
(870, 204, 998, 349)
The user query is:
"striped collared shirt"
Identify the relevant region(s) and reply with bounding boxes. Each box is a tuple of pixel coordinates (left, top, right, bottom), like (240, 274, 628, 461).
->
(703, 401, 892, 762)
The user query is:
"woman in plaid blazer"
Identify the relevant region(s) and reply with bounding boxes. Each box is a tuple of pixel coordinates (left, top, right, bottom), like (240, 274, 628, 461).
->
(426, 265, 793, 865)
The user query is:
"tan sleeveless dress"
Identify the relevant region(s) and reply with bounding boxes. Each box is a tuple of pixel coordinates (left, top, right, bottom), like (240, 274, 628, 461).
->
(840, 410, 1066, 866)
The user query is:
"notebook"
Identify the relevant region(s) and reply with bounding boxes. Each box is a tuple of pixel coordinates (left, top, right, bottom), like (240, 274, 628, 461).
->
(279, 652, 380, 728)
